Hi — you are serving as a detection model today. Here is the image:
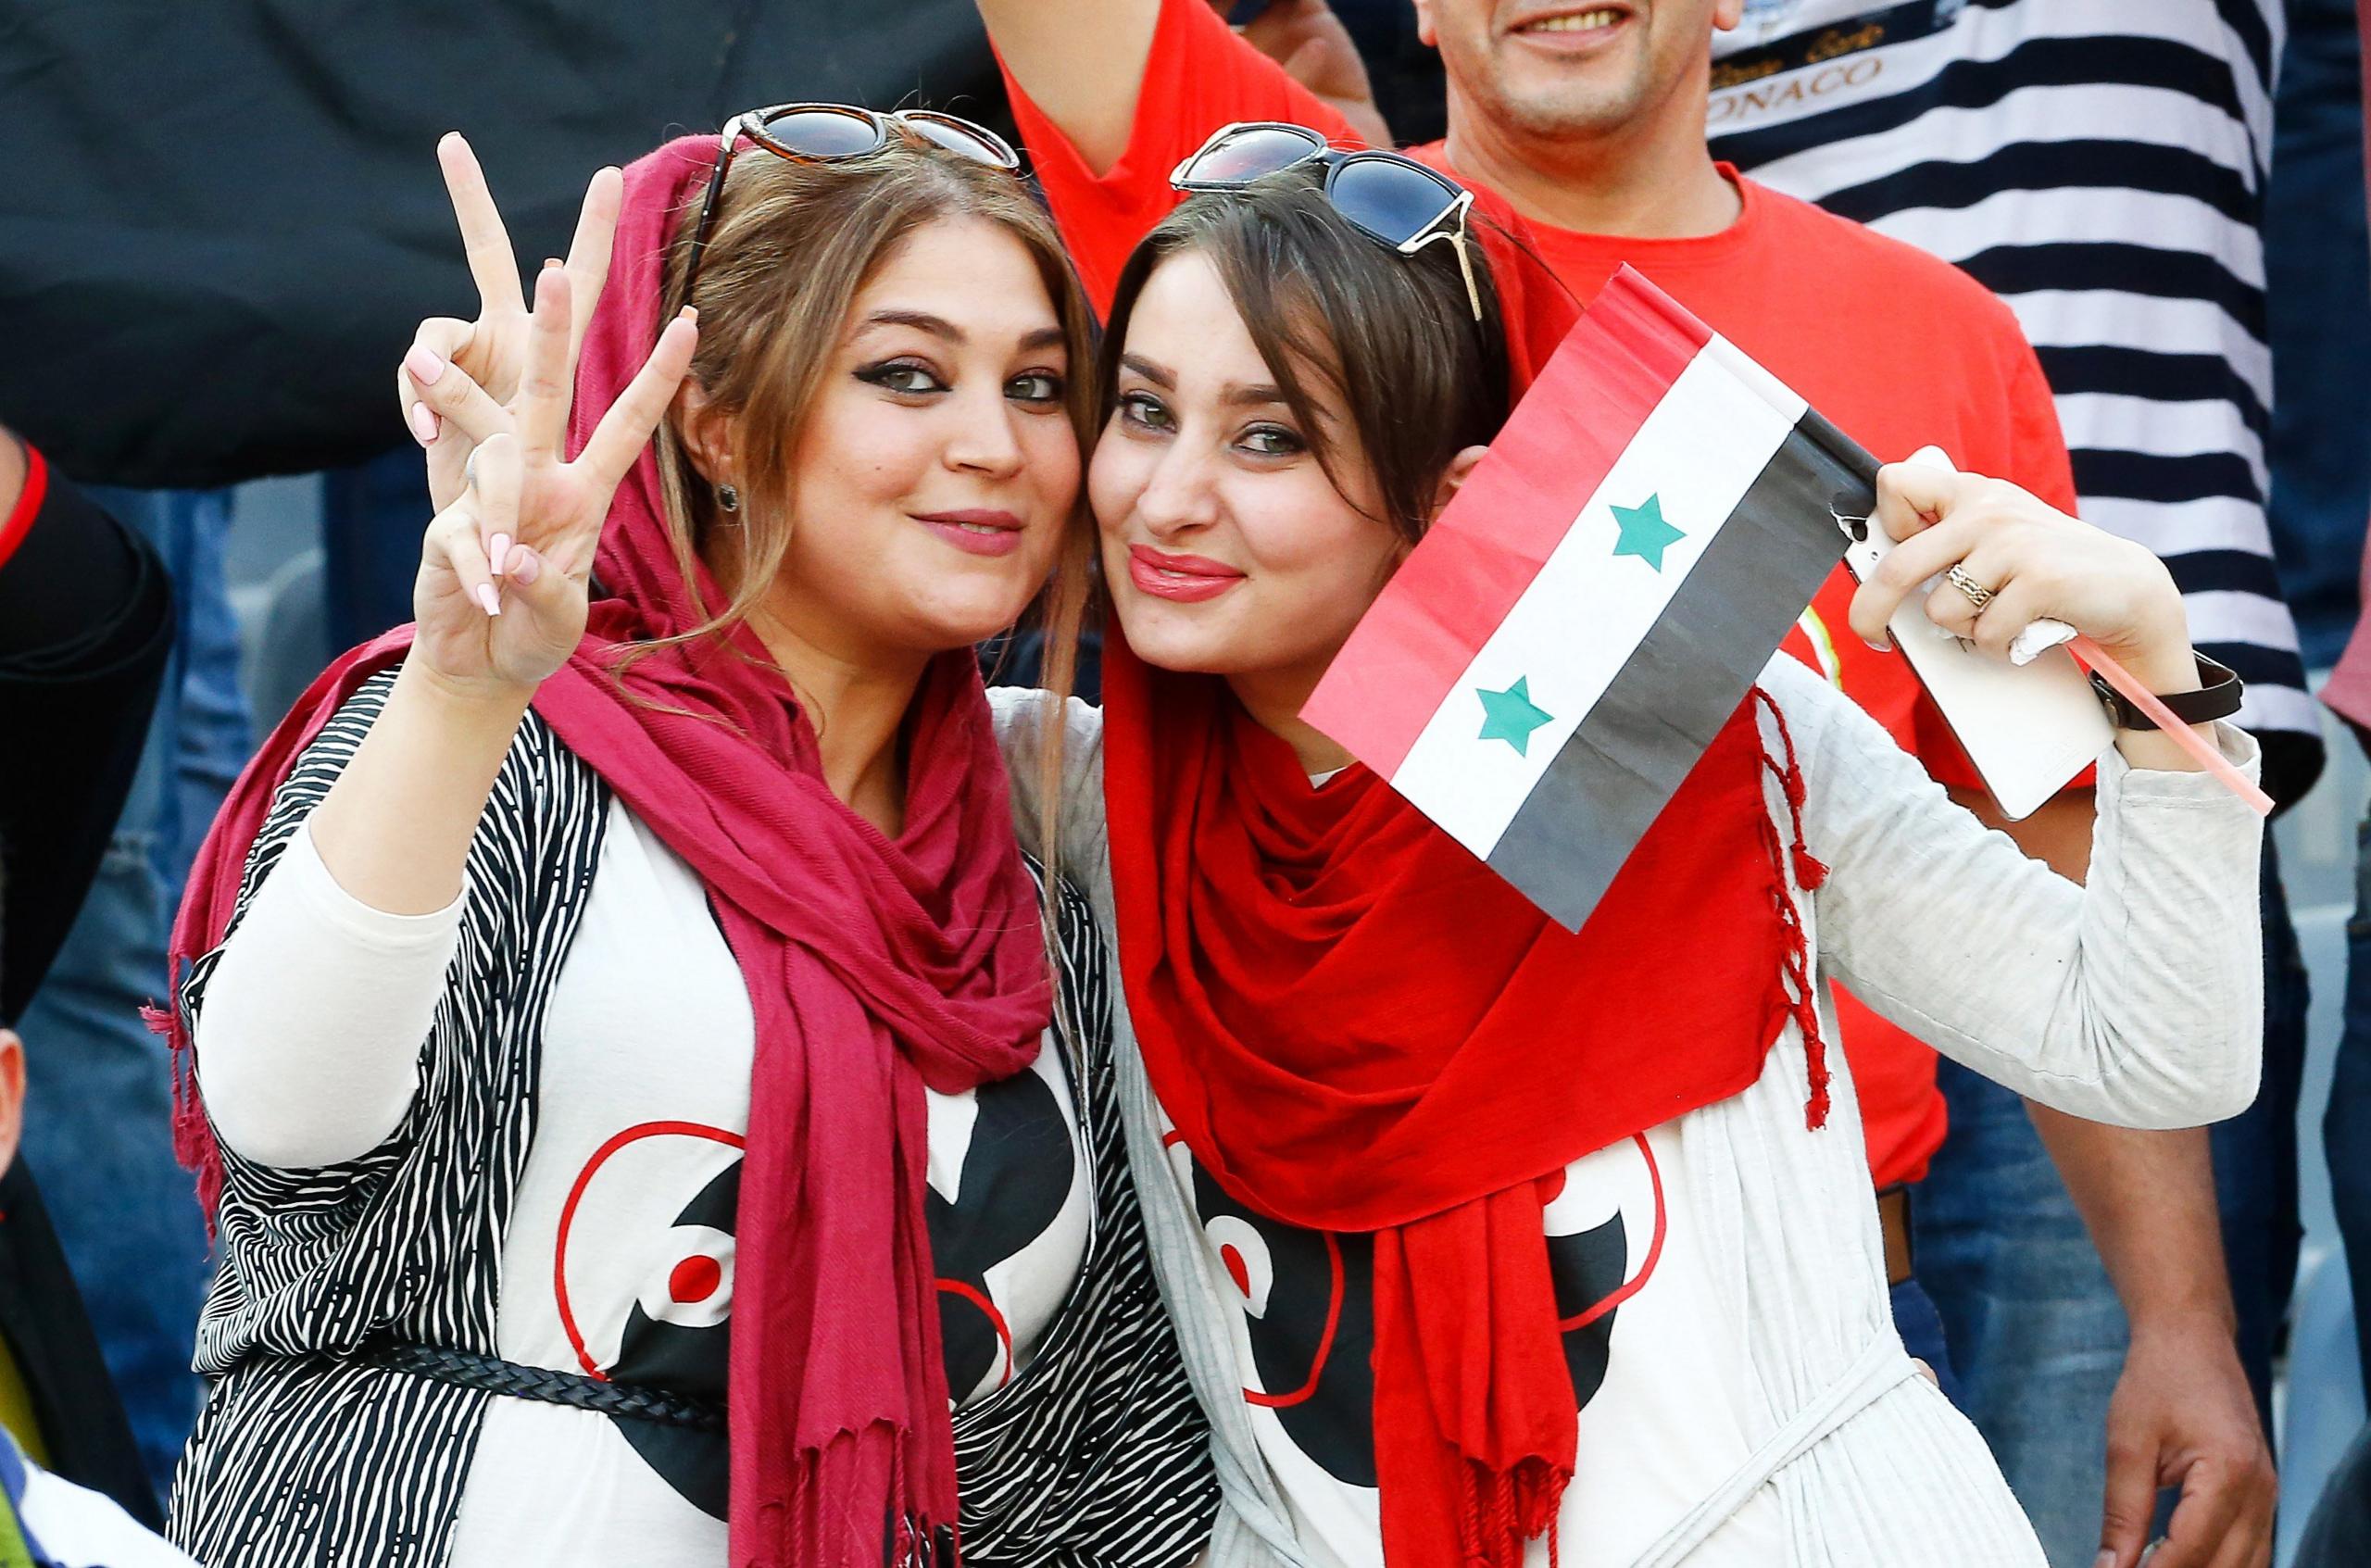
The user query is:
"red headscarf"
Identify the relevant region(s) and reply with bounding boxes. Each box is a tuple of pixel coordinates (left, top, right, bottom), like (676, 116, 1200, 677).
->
(165, 138, 1051, 1566)
(1104, 187, 1828, 1564)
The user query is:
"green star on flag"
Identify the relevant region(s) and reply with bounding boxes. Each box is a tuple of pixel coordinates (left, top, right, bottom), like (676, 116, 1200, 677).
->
(1610, 493, 1686, 571)
(1477, 676, 1552, 755)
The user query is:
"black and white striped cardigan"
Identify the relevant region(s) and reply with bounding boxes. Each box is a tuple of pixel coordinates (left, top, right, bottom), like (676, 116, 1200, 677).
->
(167, 671, 1214, 1568)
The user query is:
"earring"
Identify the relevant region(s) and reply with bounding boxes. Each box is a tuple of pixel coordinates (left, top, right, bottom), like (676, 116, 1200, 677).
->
(717, 482, 740, 513)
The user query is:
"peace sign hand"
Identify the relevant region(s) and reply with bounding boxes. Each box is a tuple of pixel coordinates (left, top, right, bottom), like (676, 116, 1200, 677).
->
(398, 133, 624, 515)
(410, 263, 698, 699)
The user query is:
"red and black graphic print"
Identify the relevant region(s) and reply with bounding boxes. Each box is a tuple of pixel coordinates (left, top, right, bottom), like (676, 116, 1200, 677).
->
(1181, 1132, 1667, 1490)
(609, 1159, 738, 1517)
(926, 1063, 1080, 1399)
(1542, 1135, 1668, 1411)
(554, 1121, 744, 1519)
(1189, 1160, 1379, 1486)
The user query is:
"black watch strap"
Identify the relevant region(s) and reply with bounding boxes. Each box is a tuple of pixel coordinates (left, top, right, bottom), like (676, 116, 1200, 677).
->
(2089, 654, 2243, 731)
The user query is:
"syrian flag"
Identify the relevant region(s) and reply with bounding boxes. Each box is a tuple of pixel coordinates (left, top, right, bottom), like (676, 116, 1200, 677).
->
(1302, 265, 1875, 932)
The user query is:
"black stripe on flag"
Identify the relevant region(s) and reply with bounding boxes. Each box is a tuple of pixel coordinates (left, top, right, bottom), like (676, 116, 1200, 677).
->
(1486, 410, 1870, 932)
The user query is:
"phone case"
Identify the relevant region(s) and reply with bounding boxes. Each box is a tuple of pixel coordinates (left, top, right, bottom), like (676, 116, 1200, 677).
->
(1837, 481, 2113, 821)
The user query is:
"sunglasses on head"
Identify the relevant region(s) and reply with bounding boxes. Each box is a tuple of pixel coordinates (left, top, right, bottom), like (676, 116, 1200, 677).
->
(1169, 121, 1483, 320)
(681, 103, 1022, 301)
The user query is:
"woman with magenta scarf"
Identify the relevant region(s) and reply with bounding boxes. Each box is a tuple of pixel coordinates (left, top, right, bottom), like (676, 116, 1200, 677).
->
(161, 124, 1211, 1566)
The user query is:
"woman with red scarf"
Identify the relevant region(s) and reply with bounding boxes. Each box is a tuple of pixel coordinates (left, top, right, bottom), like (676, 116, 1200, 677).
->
(988, 152, 2266, 1565)
(161, 127, 1211, 1566)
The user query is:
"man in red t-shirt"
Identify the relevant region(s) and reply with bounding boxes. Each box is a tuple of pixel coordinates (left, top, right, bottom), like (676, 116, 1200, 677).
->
(980, 1, 2268, 1562)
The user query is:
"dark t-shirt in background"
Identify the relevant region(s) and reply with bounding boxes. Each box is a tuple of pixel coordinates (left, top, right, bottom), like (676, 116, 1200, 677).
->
(0, 445, 173, 1022)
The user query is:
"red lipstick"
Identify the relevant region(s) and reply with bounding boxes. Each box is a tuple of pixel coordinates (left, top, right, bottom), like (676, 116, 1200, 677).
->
(1127, 544, 1246, 603)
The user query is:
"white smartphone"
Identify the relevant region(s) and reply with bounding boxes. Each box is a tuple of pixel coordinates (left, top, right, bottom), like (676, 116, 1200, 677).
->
(1837, 449, 2112, 820)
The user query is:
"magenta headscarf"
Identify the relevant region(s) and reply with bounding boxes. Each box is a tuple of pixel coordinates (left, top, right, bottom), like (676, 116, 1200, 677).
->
(166, 137, 1052, 1564)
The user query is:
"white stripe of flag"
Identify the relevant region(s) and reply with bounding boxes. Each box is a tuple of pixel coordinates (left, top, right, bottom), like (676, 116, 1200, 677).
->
(1387, 339, 1807, 860)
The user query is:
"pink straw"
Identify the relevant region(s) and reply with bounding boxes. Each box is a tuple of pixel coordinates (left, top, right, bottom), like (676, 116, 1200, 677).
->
(2067, 634, 2272, 817)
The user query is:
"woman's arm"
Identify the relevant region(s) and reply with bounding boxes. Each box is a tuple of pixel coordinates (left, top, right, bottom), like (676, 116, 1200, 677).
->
(195, 175, 695, 1163)
(194, 684, 466, 1169)
(1785, 656, 2262, 1128)
(974, 0, 1162, 176)
(321, 256, 693, 915)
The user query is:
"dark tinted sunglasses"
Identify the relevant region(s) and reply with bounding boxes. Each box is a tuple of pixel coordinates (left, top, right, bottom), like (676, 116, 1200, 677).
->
(683, 104, 1022, 300)
(1169, 121, 1482, 320)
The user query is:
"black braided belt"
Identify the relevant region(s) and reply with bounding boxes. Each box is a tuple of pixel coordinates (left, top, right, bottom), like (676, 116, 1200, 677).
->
(354, 1339, 726, 1434)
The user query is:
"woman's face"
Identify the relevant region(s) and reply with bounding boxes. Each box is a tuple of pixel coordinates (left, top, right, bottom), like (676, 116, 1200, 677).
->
(1089, 251, 1407, 702)
(749, 217, 1081, 662)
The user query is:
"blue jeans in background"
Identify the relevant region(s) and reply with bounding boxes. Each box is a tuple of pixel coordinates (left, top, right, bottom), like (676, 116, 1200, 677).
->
(1917, 839, 2307, 1565)
(2264, 0, 2371, 669)
(2295, 1420, 2371, 1567)
(17, 487, 250, 1502)
(1888, 1275, 1965, 1410)
(2213, 837, 2308, 1436)
(2331, 806, 2371, 1397)
(1915, 1060, 2127, 1567)
(320, 447, 429, 654)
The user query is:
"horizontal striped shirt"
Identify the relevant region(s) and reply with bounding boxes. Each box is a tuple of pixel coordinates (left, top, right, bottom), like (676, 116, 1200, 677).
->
(1709, 0, 2325, 801)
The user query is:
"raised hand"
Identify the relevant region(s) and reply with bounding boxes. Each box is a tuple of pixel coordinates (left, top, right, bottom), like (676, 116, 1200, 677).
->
(398, 134, 624, 514)
(409, 263, 697, 698)
(1845, 461, 2194, 696)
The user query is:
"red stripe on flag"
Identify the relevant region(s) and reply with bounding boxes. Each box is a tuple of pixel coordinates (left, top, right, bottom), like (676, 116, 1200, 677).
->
(1303, 268, 1713, 778)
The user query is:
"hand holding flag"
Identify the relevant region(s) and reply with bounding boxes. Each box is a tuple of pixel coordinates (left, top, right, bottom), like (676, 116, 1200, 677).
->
(1302, 266, 2262, 937)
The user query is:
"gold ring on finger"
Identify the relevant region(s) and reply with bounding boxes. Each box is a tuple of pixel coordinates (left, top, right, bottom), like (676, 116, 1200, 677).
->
(1945, 562, 1997, 612)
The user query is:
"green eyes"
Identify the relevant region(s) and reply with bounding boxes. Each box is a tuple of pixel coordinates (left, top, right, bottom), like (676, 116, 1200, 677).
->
(1119, 391, 1303, 458)
(854, 358, 1065, 405)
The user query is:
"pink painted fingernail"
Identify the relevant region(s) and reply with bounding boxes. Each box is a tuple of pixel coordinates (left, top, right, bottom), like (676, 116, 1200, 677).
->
(408, 403, 440, 447)
(404, 343, 445, 386)
(475, 583, 503, 617)
(509, 546, 542, 585)
(488, 533, 511, 576)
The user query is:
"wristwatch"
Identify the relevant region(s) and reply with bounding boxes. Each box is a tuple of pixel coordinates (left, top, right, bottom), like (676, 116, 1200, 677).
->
(2089, 654, 2244, 731)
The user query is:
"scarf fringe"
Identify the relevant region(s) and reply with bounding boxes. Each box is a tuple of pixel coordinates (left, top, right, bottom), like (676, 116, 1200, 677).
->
(756, 1425, 957, 1568)
(1750, 688, 1832, 1131)
(144, 965, 224, 1229)
(1457, 1457, 1570, 1568)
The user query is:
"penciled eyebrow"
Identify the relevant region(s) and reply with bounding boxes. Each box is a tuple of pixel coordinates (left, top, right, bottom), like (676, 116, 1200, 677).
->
(862, 310, 1068, 356)
(1120, 353, 1175, 389)
(1120, 354, 1286, 408)
(865, 308, 964, 342)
